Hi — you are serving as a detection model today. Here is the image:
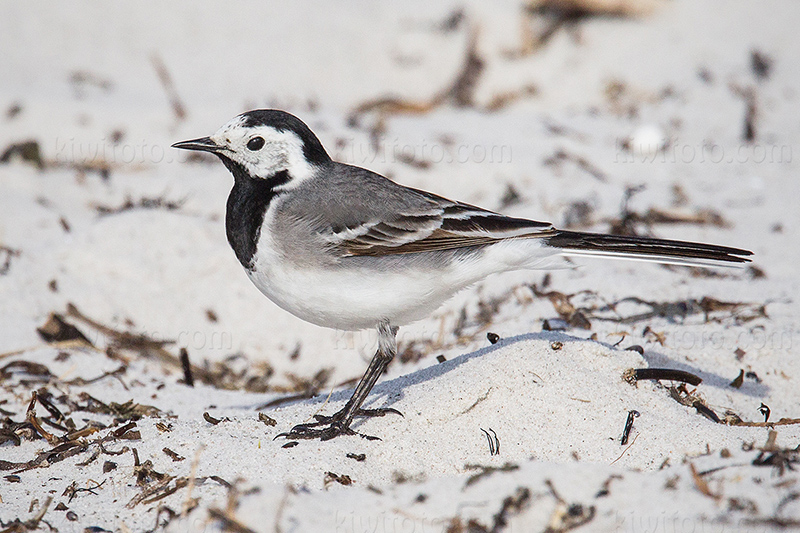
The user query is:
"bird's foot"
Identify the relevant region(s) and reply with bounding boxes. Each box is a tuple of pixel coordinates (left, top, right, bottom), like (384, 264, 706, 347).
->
(276, 407, 403, 441)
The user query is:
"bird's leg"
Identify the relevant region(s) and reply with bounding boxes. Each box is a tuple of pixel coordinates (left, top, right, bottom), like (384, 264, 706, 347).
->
(277, 321, 402, 441)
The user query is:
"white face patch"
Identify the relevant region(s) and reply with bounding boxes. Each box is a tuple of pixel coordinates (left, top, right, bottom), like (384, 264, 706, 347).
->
(209, 115, 317, 182)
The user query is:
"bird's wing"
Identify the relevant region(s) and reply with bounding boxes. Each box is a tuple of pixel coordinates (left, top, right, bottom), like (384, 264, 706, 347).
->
(324, 189, 554, 257)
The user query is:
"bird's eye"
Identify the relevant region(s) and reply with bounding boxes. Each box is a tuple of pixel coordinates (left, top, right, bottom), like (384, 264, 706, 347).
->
(247, 136, 265, 151)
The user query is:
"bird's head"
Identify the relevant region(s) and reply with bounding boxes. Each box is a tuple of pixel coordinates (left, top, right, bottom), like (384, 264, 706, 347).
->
(172, 109, 331, 182)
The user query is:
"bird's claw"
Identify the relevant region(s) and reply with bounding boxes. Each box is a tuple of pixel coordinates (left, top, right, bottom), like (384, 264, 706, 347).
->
(310, 407, 403, 425)
(275, 407, 403, 441)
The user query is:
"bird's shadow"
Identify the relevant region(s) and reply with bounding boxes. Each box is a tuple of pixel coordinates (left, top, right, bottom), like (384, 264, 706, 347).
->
(256, 328, 770, 421)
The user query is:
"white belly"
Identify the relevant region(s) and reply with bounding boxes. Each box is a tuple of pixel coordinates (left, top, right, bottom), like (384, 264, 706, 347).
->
(247, 253, 460, 330)
(246, 234, 558, 331)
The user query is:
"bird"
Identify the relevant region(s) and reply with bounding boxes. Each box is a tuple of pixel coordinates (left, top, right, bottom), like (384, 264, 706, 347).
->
(173, 109, 752, 441)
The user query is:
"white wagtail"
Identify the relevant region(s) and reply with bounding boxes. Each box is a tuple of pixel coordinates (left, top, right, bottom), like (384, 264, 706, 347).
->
(173, 109, 752, 440)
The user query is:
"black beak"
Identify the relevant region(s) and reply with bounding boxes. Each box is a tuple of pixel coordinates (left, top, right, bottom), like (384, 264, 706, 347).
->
(171, 136, 220, 153)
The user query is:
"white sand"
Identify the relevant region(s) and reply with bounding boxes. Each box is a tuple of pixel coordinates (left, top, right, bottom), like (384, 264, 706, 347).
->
(1, 1, 798, 531)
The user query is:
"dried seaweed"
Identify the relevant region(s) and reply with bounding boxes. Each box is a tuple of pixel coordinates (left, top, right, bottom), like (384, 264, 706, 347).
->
(63, 479, 106, 503)
(481, 428, 500, 456)
(530, 284, 593, 329)
(589, 295, 766, 325)
(0, 421, 138, 473)
(543, 479, 595, 533)
(0, 140, 44, 170)
(36, 313, 93, 345)
(620, 410, 640, 445)
(446, 486, 534, 533)
(751, 431, 800, 476)
(64, 304, 221, 385)
(506, 0, 655, 58)
(728, 417, 800, 428)
(64, 365, 127, 387)
(464, 463, 519, 488)
(543, 148, 607, 182)
(689, 463, 721, 500)
(1, 361, 53, 384)
(323, 472, 354, 488)
(34, 304, 282, 393)
(668, 384, 720, 423)
(94, 195, 186, 216)
(0, 496, 53, 532)
(203, 412, 228, 425)
(751, 50, 773, 81)
(486, 85, 540, 112)
(151, 53, 186, 121)
(179, 348, 194, 387)
(207, 480, 256, 533)
(0, 246, 21, 275)
(623, 368, 702, 386)
(604, 185, 731, 238)
(76, 393, 163, 421)
(257, 413, 277, 427)
(274, 368, 332, 395)
(207, 508, 256, 533)
(163, 448, 185, 462)
(353, 28, 484, 118)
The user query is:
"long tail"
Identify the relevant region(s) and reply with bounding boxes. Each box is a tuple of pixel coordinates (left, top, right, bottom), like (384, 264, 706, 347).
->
(545, 230, 752, 267)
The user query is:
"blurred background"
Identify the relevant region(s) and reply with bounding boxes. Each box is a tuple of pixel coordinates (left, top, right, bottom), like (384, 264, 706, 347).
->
(1, 0, 797, 383)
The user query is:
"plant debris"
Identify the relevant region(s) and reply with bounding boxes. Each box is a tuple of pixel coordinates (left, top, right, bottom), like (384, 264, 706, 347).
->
(63, 479, 106, 503)
(758, 403, 771, 423)
(543, 148, 607, 182)
(162, 447, 185, 462)
(506, 0, 656, 58)
(464, 462, 520, 488)
(179, 348, 194, 387)
(751, 49, 773, 81)
(729, 369, 745, 388)
(590, 295, 767, 325)
(0, 140, 44, 169)
(530, 284, 593, 329)
(94, 195, 186, 216)
(1, 360, 53, 384)
(0, 246, 20, 275)
(751, 431, 799, 476)
(36, 313, 93, 345)
(450, 486, 533, 533)
(61, 303, 267, 390)
(623, 368, 702, 386)
(203, 412, 227, 425)
(257, 412, 277, 427)
(0, 496, 54, 532)
(0, 420, 139, 473)
(668, 384, 720, 423)
(324, 471, 354, 488)
(620, 410, 640, 445)
(481, 428, 500, 456)
(689, 462, 720, 500)
(151, 53, 186, 121)
(731, 84, 758, 143)
(352, 28, 484, 119)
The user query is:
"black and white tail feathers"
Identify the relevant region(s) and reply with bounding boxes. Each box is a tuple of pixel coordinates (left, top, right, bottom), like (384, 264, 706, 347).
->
(546, 230, 752, 267)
